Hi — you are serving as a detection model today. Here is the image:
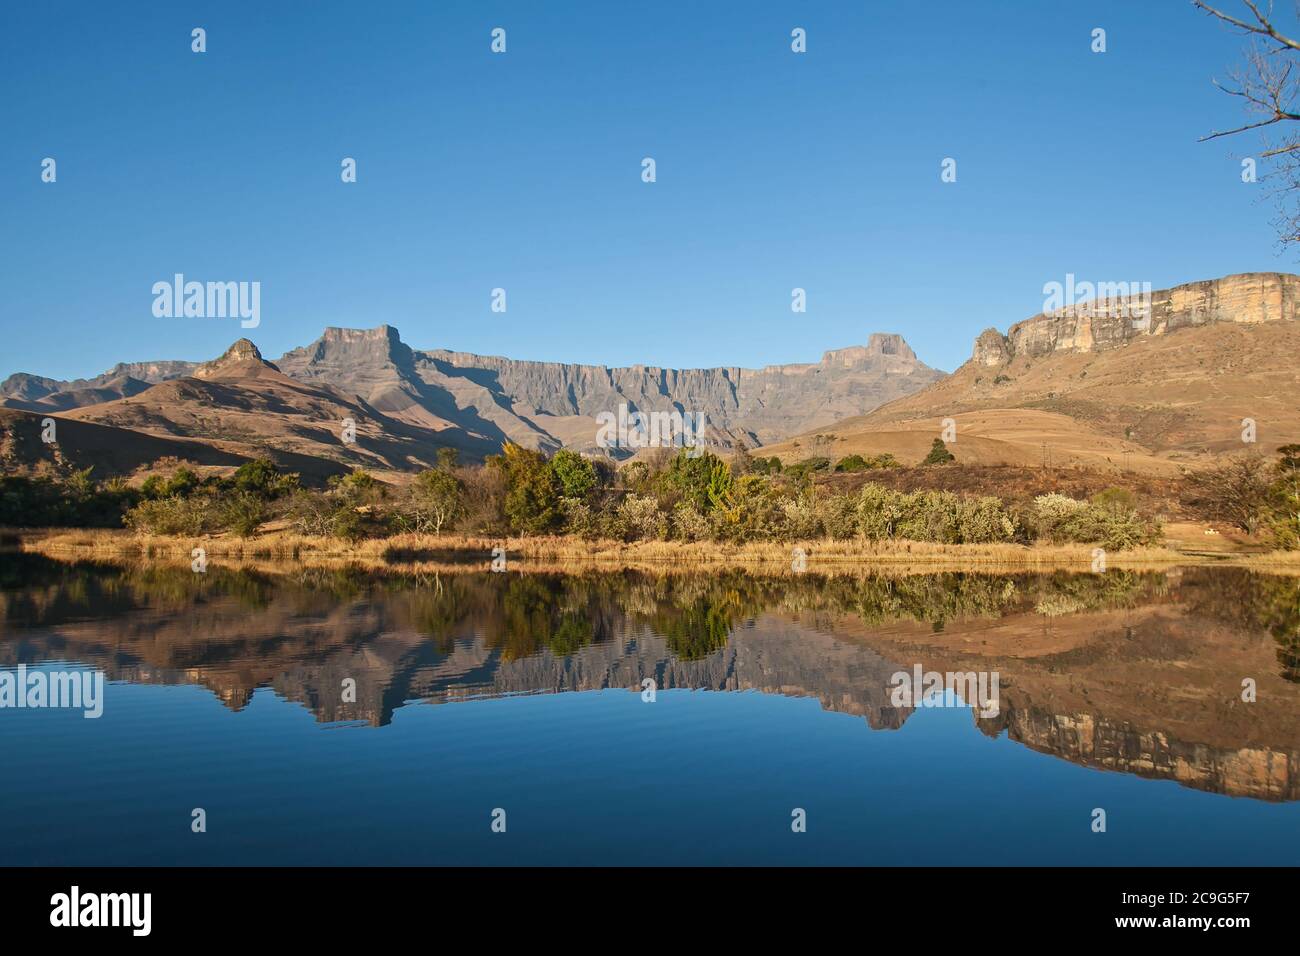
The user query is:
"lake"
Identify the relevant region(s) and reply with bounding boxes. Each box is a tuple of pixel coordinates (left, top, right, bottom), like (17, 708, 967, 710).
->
(2, 555, 1298, 865)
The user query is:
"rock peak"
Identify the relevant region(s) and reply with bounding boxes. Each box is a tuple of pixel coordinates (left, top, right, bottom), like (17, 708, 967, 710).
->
(221, 338, 263, 361)
(194, 338, 279, 379)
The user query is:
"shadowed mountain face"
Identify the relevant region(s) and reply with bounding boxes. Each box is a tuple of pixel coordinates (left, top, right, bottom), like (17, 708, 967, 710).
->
(0, 339, 501, 480)
(5, 557, 1300, 800)
(1, 326, 942, 470)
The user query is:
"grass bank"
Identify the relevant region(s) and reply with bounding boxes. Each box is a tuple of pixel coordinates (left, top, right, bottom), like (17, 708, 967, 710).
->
(7, 527, 1204, 575)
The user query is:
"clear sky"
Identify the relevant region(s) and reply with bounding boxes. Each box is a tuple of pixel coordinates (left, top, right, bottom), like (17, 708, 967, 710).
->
(1, 0, 1292, 380)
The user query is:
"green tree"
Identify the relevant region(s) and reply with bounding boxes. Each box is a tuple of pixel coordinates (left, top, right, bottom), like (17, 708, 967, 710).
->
(231, 458, 299, 498)
(1271, 444, 1300, 548)
(922, 438, 955, 466)
(659, 450, 733, 513)
(549, 449, 597, 500)
(492, 443, 562, 533)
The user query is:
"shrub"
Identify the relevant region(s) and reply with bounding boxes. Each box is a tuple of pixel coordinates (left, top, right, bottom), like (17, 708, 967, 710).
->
(458, 463, 507, 533)
(217, 491, 267, 537)
(395, 468, 463, 533)
(710, 474, 784, 542)
(836, 453, 899, 472)
(615, 494, 667, 540)
(955, 495, 1018, 543)
(896, 490, 963, 543)
(817, 494, 860, 538)
(781, 497, 821, 539)
(230, 458, 299, 498)
(857, 484, 907, 540)
(1032, 492, 1157, 550)
(785, 457, 831, 481)
(670, 502, 712, 541)
(1032, 493, 1088, 540)
(141, 467, 200, 500)
(560, 497, 600, 539)
(0, 472, 138, 528)
(855, 484, 1017, 544)
(124, 496, 214, 536)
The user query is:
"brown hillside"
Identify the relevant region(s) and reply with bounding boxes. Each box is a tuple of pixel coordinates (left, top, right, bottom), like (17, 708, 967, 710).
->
(767, 275, 1300, 475)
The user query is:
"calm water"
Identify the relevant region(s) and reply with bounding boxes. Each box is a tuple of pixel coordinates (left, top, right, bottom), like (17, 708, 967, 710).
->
(2, 555, 1299, 866)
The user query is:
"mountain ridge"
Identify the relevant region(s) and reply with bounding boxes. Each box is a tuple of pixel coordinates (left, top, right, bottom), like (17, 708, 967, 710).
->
(3, 326, 944, 465)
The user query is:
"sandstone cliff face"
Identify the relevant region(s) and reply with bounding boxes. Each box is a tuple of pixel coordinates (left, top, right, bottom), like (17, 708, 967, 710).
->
(985, 704, 1300, 801)
(973, 272, 1300, 367)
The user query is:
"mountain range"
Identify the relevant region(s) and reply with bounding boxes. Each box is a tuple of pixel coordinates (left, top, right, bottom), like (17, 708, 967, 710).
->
(0, 325, 942, 479)
(3, 270, 1298, 480)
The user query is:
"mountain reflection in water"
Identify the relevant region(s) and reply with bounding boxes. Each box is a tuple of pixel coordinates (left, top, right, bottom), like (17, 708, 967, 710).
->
(3, 556, 1300, 802)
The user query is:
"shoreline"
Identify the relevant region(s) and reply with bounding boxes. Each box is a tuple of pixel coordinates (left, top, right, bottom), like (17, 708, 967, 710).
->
(7, 527, 1292, 575)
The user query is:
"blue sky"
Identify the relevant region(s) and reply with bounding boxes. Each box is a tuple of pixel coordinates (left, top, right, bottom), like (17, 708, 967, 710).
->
(0, 0, 1291, 379)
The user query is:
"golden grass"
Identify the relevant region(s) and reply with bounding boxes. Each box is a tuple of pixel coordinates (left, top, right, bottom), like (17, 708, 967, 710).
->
(1234, 550, 1300, 573)
(6, 527, 1200, 575)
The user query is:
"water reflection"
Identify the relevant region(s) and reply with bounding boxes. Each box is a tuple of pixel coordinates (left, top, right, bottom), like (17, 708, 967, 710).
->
(3, 555, 1300, 800)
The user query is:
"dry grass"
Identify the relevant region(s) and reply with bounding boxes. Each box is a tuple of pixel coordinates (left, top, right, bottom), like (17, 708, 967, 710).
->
(1235, 550, 1300, 573)
(7, 527, 1197, 575)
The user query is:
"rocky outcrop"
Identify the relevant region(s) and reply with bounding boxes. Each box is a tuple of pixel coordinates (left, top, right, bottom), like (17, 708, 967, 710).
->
(972, 272, 1300, 366)
(192, 338, 279, 380)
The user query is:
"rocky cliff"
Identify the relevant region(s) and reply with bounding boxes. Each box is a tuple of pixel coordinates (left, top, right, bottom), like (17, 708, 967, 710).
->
(280, 325, 943, 451)
(4, 325, 940, 459)
(973, 272, 1300, 366)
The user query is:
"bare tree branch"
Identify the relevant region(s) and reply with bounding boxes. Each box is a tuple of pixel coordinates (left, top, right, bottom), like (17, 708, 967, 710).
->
(1194, 0, 1300, 51)
(1195, 3, 1300, 247)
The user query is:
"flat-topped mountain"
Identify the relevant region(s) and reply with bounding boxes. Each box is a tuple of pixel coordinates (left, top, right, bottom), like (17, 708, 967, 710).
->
(974, 272, 1299, 366)
(762, 272, 1300, 474)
